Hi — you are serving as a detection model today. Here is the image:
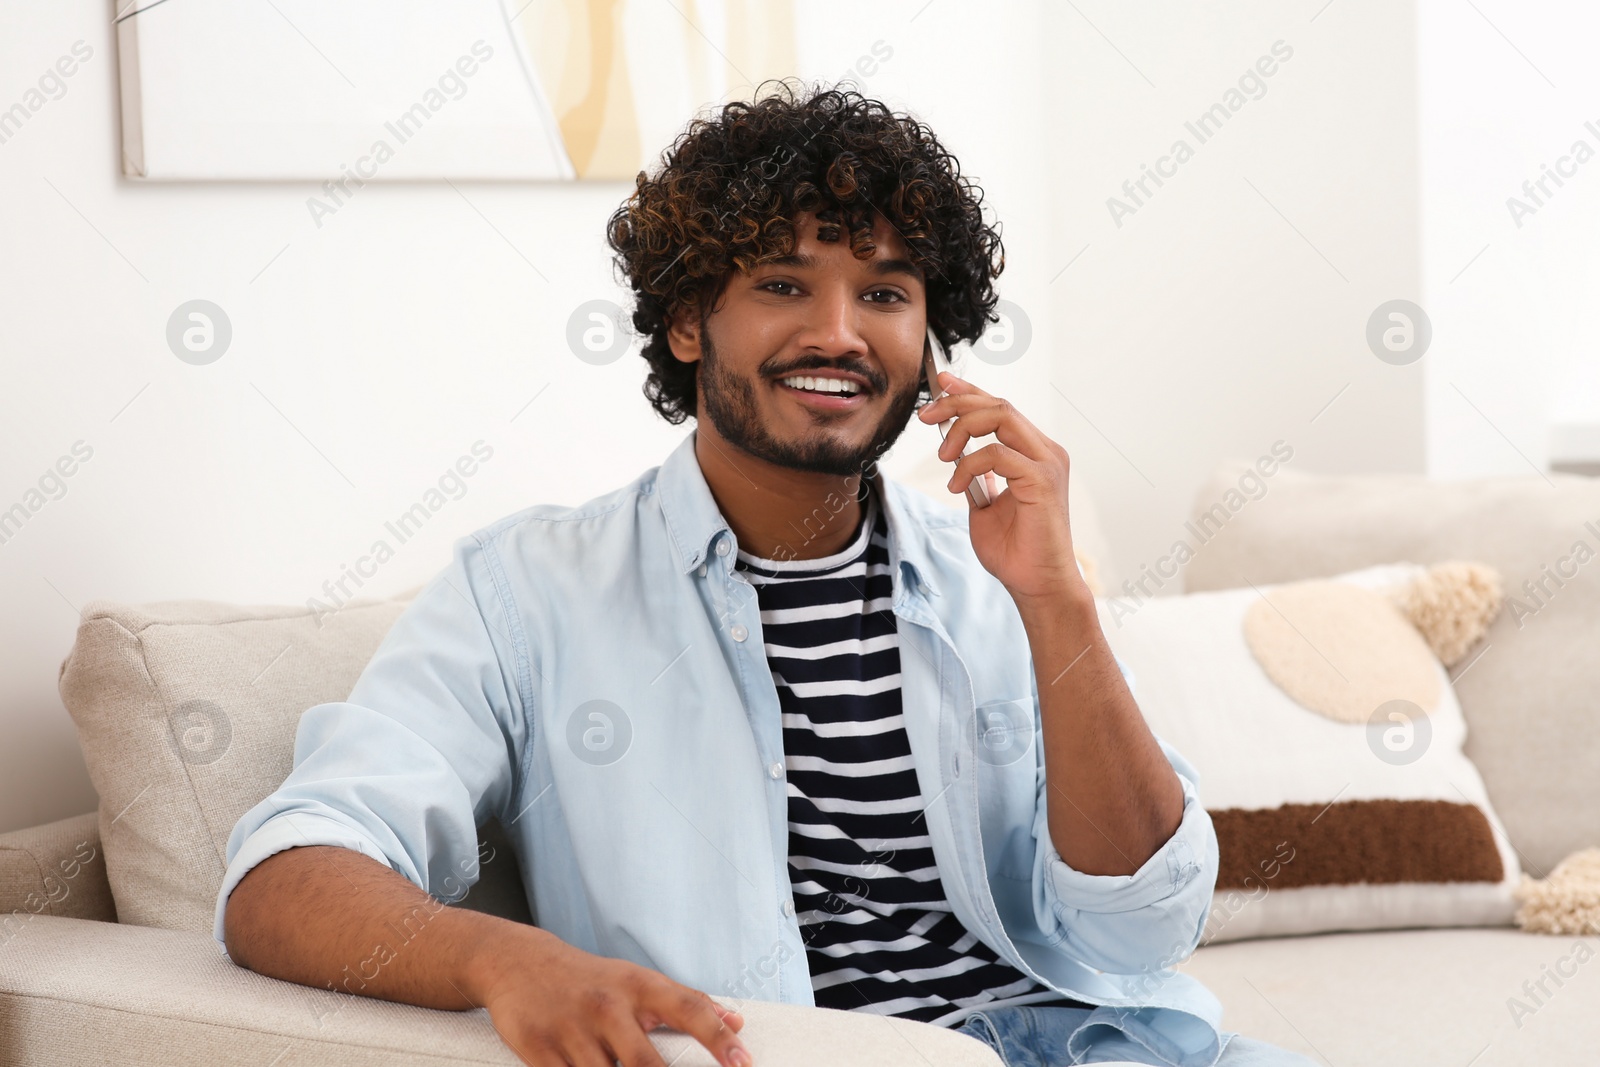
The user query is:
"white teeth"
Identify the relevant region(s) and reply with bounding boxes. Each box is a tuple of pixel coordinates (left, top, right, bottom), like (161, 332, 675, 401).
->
(782, 375, 861, 395)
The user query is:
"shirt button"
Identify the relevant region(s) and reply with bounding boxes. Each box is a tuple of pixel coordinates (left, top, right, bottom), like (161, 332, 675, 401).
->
(768, 761, 783, 780)
(716, 540, 731, 557)
(781, 899, 796, 917)
(697, 563, 707, 577)
(731, 624, 748, 642)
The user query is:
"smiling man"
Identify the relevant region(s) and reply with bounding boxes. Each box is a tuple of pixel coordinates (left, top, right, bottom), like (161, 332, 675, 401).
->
(216, 82, 1313, 1067)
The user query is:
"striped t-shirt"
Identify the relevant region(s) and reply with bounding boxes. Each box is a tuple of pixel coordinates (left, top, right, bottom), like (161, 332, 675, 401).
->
(734, 486, 1092, 1027)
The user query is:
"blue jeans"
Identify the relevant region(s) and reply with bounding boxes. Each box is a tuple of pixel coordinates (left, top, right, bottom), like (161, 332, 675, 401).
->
(952, 1004, 1320, 1066)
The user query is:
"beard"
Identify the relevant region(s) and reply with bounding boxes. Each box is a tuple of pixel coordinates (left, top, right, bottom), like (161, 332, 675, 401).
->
(696, 323, 925, 479)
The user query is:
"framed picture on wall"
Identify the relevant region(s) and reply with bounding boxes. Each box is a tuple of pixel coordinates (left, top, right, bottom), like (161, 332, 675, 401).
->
(114, 0, 798, 181)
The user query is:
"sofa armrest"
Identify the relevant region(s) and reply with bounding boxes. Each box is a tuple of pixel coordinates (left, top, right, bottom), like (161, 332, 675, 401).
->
(0, 812, 115, 926)
(0, 916, 1001, 1066)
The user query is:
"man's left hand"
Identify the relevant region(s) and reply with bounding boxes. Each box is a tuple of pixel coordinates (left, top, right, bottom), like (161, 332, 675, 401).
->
(917, 371, 1088, 608)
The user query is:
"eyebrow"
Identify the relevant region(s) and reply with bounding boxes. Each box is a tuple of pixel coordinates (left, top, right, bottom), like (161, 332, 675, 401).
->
(757, 252, 924, 282)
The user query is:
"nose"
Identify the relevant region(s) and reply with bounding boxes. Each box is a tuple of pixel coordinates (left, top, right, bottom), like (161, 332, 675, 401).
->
(795, 283, 869, 361)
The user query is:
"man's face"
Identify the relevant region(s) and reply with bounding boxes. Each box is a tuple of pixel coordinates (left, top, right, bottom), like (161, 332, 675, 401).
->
(671, 210, 929, 478)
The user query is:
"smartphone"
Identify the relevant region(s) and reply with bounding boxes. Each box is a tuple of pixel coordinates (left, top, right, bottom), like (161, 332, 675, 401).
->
(922, 327, 993, 508)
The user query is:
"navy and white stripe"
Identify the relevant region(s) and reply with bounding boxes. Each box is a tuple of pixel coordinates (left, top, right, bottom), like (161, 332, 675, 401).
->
(735, 488, 1092, 1027)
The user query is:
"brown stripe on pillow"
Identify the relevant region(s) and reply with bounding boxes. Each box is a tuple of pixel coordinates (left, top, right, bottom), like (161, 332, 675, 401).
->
(1211, 798, 1503, 889)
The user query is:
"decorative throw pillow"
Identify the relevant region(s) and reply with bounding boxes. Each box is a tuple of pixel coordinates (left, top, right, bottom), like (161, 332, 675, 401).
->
(1181, 463, 1600, 882)
(58, 594, 418, 932)
(1098, 563, 1521, 943)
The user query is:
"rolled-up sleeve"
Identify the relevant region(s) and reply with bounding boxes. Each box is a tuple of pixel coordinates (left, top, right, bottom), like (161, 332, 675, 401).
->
(1029, 654, 1219, 976)
(213, 532, 530, 959)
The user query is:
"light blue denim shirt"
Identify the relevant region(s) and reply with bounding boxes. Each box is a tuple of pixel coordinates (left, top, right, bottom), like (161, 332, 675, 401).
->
(215, 429, 1226, 1065)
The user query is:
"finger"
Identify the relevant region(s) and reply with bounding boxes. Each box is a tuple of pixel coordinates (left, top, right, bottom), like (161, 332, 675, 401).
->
(503, 1035, 567, 1067)
(936, 398, 1053, 466)
(555, 1033, 616, 1067)
(960, 469, 1001, 507)
(646, 982, 752, 1067)
(935, 399, 1008, 463)
(950, 441, 1039, 497)
(600, 1014, 669, 1067)
(638, 998, 744, 1032)
(583, 993, 671, 1067)
(524, 1040, 571, 1067)
(920, 371, 990, 413)
(640, 1001, 744, 1034)
(922, 384, 1033, 434)
(710, 1000, 746, 1033)
(937, 369, 986, 396)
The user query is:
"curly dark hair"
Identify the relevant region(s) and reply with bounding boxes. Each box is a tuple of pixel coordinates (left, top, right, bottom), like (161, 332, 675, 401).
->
(605, 79, 1005, 425)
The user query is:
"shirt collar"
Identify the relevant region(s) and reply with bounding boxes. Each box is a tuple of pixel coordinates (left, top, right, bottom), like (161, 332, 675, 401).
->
(655, 429, 939, 598)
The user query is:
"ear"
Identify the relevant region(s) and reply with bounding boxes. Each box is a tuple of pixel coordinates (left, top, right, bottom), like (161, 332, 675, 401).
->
(664, 308, 704, 365)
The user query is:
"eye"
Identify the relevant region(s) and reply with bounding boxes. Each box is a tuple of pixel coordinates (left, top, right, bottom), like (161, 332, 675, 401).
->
(864, 288, 907, 304)
(758, 280, 799, 296)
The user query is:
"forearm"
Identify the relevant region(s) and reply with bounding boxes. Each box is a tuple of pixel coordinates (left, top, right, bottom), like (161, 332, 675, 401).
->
(1017, 587, 1184, 876)
(223, 843, 517, 1012)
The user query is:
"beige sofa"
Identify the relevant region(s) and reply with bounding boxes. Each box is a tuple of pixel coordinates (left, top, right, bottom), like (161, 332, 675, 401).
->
(3, 464, 1597, 1066)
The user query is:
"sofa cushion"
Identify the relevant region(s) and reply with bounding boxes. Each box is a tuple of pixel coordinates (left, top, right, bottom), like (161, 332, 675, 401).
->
(57, 594, 529, 934)
(1182, 465, 1600, 877)
(0, 915, 1002, 1066)
(1182, 927, 1600, 1066)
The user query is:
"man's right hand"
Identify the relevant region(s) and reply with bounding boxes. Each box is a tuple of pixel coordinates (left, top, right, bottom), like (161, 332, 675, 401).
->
(226, 845, 750, 1067)
(468, 925, 753, 1067)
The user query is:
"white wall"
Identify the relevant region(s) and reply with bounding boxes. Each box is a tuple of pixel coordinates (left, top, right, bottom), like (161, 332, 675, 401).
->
(0, 0, 1434, 831)
(1, 3, 663, 831)
(1040, 0, 1426, 588)
(1418, 0, 1600, 479)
